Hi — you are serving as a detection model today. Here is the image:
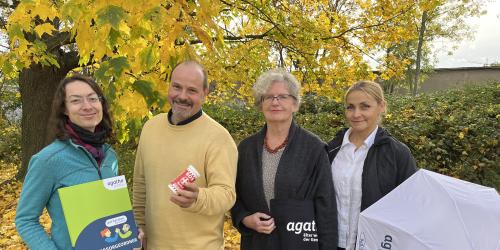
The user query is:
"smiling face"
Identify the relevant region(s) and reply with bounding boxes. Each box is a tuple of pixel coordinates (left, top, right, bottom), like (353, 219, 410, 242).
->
(345, 90, 385, 136)
(168, 63, 208, 124)
(261, 81, 298, 125)
(64, 80, 103, 132)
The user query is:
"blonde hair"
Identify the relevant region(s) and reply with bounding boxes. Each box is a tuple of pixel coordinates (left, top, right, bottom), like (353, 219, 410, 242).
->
(345, 80, 385, 105)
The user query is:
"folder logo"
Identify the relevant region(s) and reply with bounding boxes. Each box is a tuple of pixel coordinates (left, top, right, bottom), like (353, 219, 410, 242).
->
(59, 176, 141, 250)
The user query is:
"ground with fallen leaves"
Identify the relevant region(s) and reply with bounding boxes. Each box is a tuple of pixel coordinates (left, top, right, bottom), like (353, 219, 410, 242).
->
(0, 162, 241, 249)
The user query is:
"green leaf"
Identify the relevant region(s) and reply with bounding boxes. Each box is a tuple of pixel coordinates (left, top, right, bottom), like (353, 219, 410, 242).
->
(168, 56, 179, 71)
(33, 39, 47, 51)
(109, 57, 130, 78)
(7, 24, 24, 40)
(157, 94, 168, 109)
(61, 1, 84, 21)
(1, 60, 15, 76)
(143, 6, 162, 21)
(130, 26, 151, 40)
(95, 62, 110, 80)
(97, 5, 126, 30)
(139, 45, 156, 71)
(108, 28, 121, 48)
(132, 80, 155, 106)
(105, 81, 117, 103)
(42, 54, 60, 68)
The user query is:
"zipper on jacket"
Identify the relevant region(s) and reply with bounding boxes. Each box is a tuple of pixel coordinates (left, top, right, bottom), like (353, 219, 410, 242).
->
(78, 147, 103, 179)
(328, 145, 341, 154)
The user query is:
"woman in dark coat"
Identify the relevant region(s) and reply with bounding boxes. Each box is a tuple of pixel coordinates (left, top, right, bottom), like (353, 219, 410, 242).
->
(231, 69, 337, 250)
(327, 80, 417, 250)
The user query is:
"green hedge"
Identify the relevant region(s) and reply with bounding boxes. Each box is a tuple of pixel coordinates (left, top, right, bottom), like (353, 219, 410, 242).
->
(1, 84, 498, 190)
(382, 84, 499, 189)
(205, 83, 499, 189)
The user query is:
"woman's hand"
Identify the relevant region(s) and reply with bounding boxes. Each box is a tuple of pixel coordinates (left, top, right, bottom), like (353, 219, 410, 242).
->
(242, 212, 276, 234)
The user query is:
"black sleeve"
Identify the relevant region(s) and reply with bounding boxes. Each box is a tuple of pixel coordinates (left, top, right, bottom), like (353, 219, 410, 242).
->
(395, 142, 418, 184)
(314, 147, 338, 249)
(230, 144, 254, 236)
(231, 188, 253, 235)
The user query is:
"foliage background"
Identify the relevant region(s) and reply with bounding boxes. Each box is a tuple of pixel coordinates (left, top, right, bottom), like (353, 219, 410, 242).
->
(0, 0, 486, 149)
(1, 83, 498, 249)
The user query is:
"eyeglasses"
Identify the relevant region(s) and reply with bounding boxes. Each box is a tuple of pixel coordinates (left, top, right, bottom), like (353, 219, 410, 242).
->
(66, 94, 102, 106)
(262, 94, 296, 103)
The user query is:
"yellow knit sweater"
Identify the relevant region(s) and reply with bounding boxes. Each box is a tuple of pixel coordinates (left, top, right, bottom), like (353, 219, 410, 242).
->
(133, 113, 237, 250)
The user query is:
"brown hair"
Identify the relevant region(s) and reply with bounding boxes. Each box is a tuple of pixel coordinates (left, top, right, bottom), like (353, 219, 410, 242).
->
(170, 60, 208, 90)
(47, 73, 113, 142)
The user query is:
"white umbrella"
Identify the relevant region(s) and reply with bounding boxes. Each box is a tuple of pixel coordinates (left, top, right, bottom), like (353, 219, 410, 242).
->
(356, 169, 500, 250)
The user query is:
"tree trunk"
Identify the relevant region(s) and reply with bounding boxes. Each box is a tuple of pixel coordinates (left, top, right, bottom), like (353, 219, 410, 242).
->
(16, 66, 67, 179)
(413, 11, 428, 96)
(16, 51, 79, 180)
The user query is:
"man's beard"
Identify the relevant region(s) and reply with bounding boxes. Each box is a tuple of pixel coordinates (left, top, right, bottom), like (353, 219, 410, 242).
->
(172, 98, 193, 120)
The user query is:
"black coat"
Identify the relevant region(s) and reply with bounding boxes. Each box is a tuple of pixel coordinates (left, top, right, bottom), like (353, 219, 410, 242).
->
(231, 121, 338, 250)
(327, 127, 417, 211)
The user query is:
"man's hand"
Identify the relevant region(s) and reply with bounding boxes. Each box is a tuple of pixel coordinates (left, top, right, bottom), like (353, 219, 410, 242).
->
(133, 227, 146, 250)
(242, 212, 276, 234)
(170, 182, 199, 208)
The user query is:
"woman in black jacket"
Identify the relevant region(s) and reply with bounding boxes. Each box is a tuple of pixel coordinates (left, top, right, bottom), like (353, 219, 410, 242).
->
(327, 80, 417, 250)
(231, 69, 337, 250)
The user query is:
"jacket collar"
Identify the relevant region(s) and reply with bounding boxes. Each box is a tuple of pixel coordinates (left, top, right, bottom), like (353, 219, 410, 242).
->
(256, 119, 298, 147)
(66, 138, 111, 153)
(328, 127, 391, 151)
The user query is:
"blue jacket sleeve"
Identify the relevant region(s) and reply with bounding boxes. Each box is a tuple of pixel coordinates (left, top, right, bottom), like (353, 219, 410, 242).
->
(15, 155, 58, 250)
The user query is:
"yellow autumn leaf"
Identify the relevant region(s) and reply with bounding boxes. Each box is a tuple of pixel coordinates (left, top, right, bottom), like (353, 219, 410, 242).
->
(191, 26, 214, 52)
(32, 1, 58, 20)
(118, 22, 131, 36)
(34, 23, 55, 37)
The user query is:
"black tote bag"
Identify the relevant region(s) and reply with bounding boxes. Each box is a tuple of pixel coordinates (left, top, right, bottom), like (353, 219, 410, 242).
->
(270, 199, 319, 250)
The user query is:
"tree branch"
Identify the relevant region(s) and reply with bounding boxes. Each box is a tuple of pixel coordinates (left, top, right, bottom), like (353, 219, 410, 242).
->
(322, 3, 416, 41)
(45, 31, 73, 52)
(219, 0, 289, 39)
(177, 27, 275, 45)
(60, 50, 80, 72)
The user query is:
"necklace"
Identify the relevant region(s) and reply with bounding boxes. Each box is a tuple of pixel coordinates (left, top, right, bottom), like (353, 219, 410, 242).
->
(264, 135, 288, 154)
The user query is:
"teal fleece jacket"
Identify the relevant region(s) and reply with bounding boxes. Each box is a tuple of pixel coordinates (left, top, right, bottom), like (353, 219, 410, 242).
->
(15, 139, 118, 250)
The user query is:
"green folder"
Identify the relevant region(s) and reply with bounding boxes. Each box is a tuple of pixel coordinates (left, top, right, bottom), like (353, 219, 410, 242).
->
(58, 175, 140, 249)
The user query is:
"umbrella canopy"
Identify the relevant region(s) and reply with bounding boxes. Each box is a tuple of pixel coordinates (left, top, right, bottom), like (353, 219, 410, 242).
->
(356, 169, 500, 250)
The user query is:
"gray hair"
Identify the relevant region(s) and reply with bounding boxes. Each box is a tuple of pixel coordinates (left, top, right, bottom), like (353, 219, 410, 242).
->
(253, 69, 301, 108)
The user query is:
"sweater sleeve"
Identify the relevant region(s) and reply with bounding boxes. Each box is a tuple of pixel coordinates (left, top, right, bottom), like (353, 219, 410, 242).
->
(132, 139, 146, 228)
(184, 132, 238, 216)
(314, 148, 338, 250)
(15, 155, 58, 250)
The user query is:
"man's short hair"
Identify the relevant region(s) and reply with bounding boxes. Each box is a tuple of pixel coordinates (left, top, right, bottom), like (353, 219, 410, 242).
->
(170, 60, 208, 90)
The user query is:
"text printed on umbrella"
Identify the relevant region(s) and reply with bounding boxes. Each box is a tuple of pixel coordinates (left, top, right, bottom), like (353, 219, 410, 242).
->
(380, 235, 393, 249)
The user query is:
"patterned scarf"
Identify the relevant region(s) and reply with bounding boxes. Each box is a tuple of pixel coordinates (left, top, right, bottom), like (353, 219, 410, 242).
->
(65, 121, 106, 166)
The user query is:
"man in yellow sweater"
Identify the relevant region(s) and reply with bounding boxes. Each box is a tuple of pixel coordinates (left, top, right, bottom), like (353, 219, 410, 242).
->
(132, 60, 238, 249)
